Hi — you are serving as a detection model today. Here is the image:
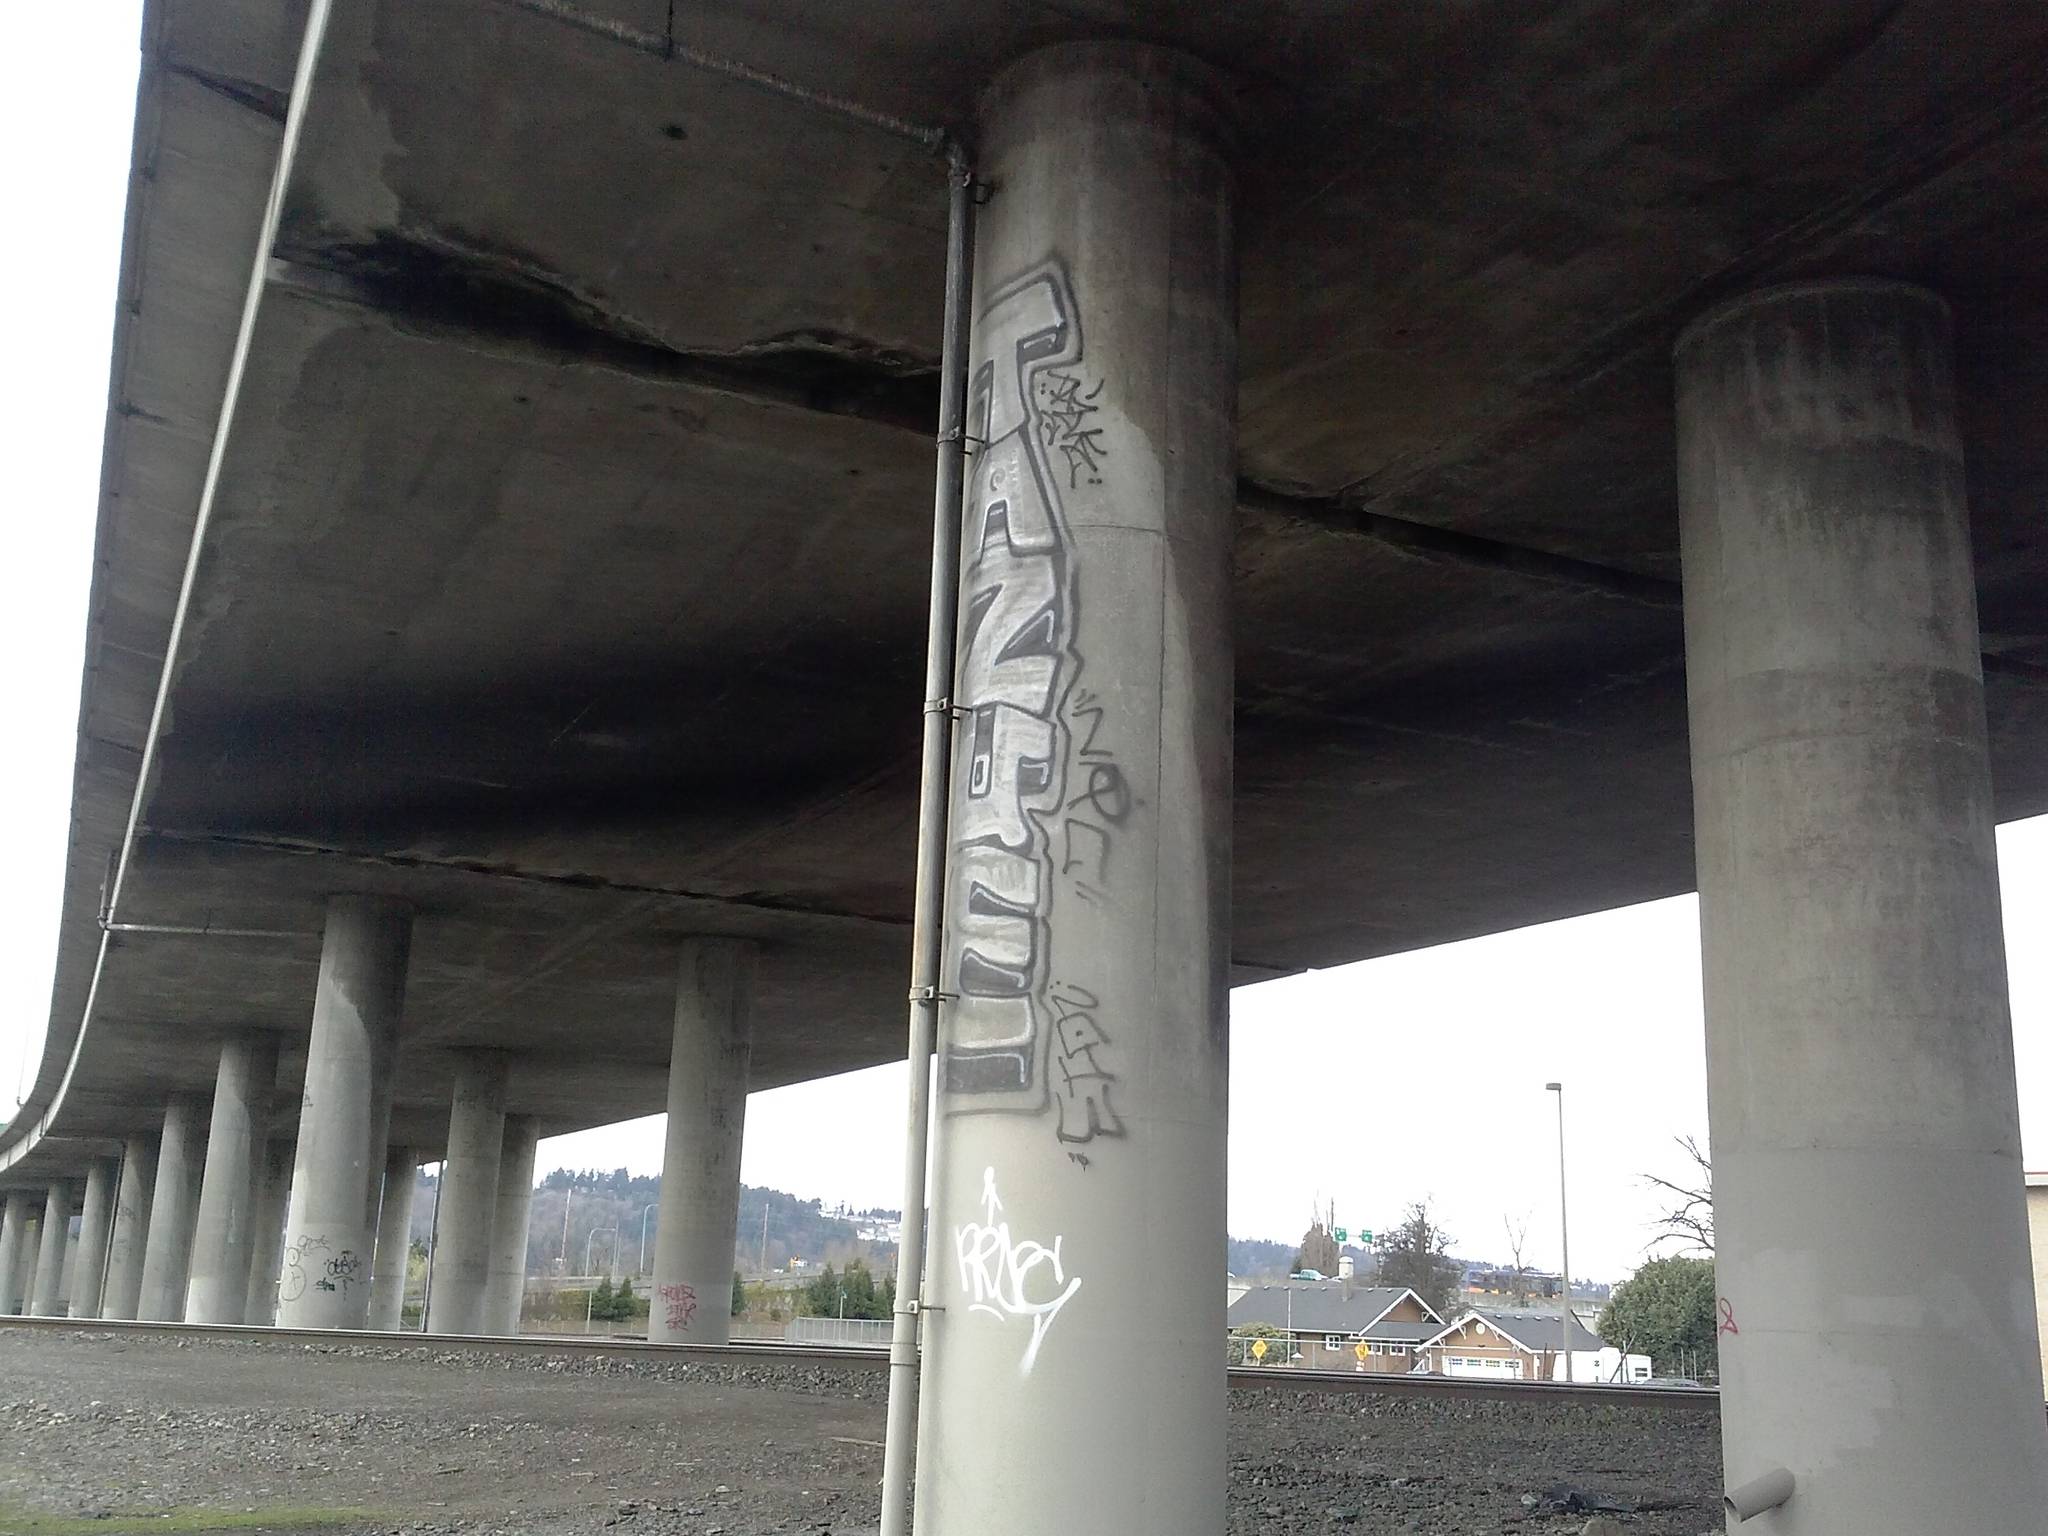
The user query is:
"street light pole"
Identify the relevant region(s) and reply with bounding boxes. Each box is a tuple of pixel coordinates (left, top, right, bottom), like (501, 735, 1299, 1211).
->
(1546, 1081, 1572, 1384)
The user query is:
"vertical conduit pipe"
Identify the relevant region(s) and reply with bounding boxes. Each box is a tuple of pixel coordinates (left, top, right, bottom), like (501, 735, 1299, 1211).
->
(877, 139, 977, 1536)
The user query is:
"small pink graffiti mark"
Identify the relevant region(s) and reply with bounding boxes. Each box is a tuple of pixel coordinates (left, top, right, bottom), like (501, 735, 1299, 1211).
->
(659, 1282, 698, 1332)
(1717, 1297, 1740, 1337)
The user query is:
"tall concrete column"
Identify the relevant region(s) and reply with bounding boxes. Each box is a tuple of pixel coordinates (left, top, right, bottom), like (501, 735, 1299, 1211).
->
(425, 1053, 508, 1335)
(185, 1033, 280, 1323)
(278, 895, 410, 1329)
(911, 44, 1236, 1536)
(101, 1134, 157, 1320)
(136, 1093, 207, 1322)
(484, 1116, 539, 1336)
(649, 939, 753, 1345)
(29, 1181, 73, 1316)
(1677, 280, 2048, 1532)
(369, 1145, 419, 1331)
(68, 1156, 118, 1319)
(242, 1139, 293, 1326)
(0, 1191, 33, 1314)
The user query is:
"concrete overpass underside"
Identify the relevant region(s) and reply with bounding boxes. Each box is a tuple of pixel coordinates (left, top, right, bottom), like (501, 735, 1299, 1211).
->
(11, 0, 2047, 1177)
(8, 3, 2048, 1532)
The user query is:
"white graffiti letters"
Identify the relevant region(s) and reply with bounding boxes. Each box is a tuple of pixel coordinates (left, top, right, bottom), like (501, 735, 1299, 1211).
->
(954, 1167, 1081, 1376)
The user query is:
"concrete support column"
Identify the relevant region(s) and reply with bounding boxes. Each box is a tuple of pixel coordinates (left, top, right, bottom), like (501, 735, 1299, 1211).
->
(185, 1033, 280, 1323)
(425, 1053, 508, 1335)
(1677, 280, 2048, 1532)
(912, 44, 1237, 1536)
(649, 939, 754, 1345)
(0, 1191, 33, 1314)
(369, 1145, 419, 1331)
(278, 895, 410, 1329)
(29, 1181, 73, 1316)
(136, 1093, 207, 1322)
(68, 1156, 118, 1319)
(484, 1116, 539, 1336)
(242, 1139, 293, 1326)
(101, 1134, 157, 1320)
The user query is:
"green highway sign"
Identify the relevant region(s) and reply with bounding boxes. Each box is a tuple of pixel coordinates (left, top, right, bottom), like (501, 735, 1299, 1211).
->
(1333, 1227, 1348, 1242)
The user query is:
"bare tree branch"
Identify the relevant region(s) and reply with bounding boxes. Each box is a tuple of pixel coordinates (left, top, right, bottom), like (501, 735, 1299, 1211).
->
(1645, 1134, 1714, 1255)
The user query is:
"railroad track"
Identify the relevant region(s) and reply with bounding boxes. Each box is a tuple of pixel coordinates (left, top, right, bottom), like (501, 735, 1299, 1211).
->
(0, 1313, 1719, 1410)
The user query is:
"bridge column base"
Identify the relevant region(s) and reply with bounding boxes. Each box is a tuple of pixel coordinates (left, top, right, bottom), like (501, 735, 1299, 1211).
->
(368, 1144, 419, 1331)
(426, 1053, 509, 1335)
(136, 1094, 206, 1322)
(28, 1180, 73, 1316)
(1677, 279, 2048, 1532)
(649, 938, 754, 1346)
(910, 40, 1237, 1536)
(484, 1117, 538, 1336)
(243, 1138, 293, 1326)
(278, 895, 411, 1329)
(186, 1033, 279, 1323)
(67, 1156, 119, 1319)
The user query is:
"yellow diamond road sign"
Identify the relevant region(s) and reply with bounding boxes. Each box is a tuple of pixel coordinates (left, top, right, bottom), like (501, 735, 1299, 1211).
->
(1250, 1338, 1268, 1361)
(1354, 1341, 1369, 1361)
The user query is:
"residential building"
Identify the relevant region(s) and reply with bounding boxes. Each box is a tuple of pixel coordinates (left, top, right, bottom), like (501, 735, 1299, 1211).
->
(1226, 1281, 1443, 1373)
(1416, 1307, 1650, 1384)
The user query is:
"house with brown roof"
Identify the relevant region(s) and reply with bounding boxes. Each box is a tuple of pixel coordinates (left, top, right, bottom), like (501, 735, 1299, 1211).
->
(1414, 1307, 1650, 1383)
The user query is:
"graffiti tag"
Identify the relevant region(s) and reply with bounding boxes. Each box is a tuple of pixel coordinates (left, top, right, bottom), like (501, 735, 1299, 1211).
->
(954, 1167, 1082, 1375)
(659, 1282, 698, 1333)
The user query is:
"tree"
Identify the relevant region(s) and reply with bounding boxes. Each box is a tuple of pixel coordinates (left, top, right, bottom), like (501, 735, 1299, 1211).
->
(1598, 1255, 1717, 1378)
(1289, 1218, 1339, 1277)
(1228, 1321, 1290, 1367)
(612, 1275, 638, 1321)
(732, 1270, 747, 1318)
(1502, 1214, 1532, 1307)
(803, 1263, 841, 1317)
(1646, 1135, 1714, 1254)
(1374, 1200, 1462, 1319)
(591, 1274, 616, 1320)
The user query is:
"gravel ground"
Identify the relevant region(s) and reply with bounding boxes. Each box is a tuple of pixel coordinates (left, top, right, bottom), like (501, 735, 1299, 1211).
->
(0, 1329, 1721, 1535)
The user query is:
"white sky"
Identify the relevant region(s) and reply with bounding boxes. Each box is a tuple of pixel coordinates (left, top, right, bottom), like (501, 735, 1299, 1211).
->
(5, 3, 2045, 1289)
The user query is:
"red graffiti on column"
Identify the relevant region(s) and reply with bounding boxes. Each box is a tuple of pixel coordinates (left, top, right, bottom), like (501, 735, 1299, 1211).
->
(1716, 1297, 1740, 1337)
(659, 1282, 698, 1332)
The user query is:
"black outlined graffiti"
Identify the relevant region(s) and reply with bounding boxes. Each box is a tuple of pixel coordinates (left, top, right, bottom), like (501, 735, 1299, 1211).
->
(941, 263, 1084, 1106)
(1033, 369, 1108, 487)
(940, 260, 1131, 1151)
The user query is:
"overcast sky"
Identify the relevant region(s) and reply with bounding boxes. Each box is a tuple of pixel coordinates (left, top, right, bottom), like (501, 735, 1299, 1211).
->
(5, 4, 2045, 1289)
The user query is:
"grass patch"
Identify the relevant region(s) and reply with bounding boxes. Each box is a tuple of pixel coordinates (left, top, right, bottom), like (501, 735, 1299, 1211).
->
(0, 1505, 376, 1533)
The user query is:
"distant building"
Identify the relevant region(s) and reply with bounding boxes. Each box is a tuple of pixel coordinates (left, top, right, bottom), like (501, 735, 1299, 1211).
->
(1226, 1280, 1444, 1373)
(1415, 1307, 1650, 1383)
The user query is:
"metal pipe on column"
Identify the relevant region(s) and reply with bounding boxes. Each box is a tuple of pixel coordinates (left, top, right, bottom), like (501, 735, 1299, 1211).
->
(877, 134, 978, 1536)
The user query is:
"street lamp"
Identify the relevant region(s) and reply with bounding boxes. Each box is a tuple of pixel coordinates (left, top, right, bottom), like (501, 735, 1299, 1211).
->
(1546, 1081, 1572, 1384)
(637, 1203, 657, 1276)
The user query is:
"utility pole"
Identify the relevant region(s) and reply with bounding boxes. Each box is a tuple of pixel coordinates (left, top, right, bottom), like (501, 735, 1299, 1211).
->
(758, 1199, 769, 1275)
(560, 1183, 574, 1274)
(1546, 1082, 1573, 1384)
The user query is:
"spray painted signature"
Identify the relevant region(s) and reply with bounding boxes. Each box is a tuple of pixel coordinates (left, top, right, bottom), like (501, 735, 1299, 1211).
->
(954, 1166, 1082, 1375)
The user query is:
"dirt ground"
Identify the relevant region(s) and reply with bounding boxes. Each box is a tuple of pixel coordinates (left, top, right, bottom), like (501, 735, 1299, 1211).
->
(0, 1329, 1721, 1535)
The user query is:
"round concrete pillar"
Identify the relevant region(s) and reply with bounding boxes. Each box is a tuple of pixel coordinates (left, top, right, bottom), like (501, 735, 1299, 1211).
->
(278, 895, 410, 1329)
(912, 43, 1237, 1536)
(649, 939, 753, 1345)
(242, 1139, 293, 1326)
(369, 1145, 419, 1331)
(68, 1156, 119, 1319)
(136, 1094, 207, 1322)
(1677, 279, 2048, 1532)
(186, 1033, 280, 1323)
(484, 1116, 539, 1336)
(29, 1180, 73, 1316)
(100, 1133, 157, 1321)
(425, 1053, 508, 1335)
(0, 1190, 34, 1314)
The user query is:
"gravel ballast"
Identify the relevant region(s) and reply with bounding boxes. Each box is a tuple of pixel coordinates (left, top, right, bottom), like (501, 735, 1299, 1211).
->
(0, 1328, 1720, 1534)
